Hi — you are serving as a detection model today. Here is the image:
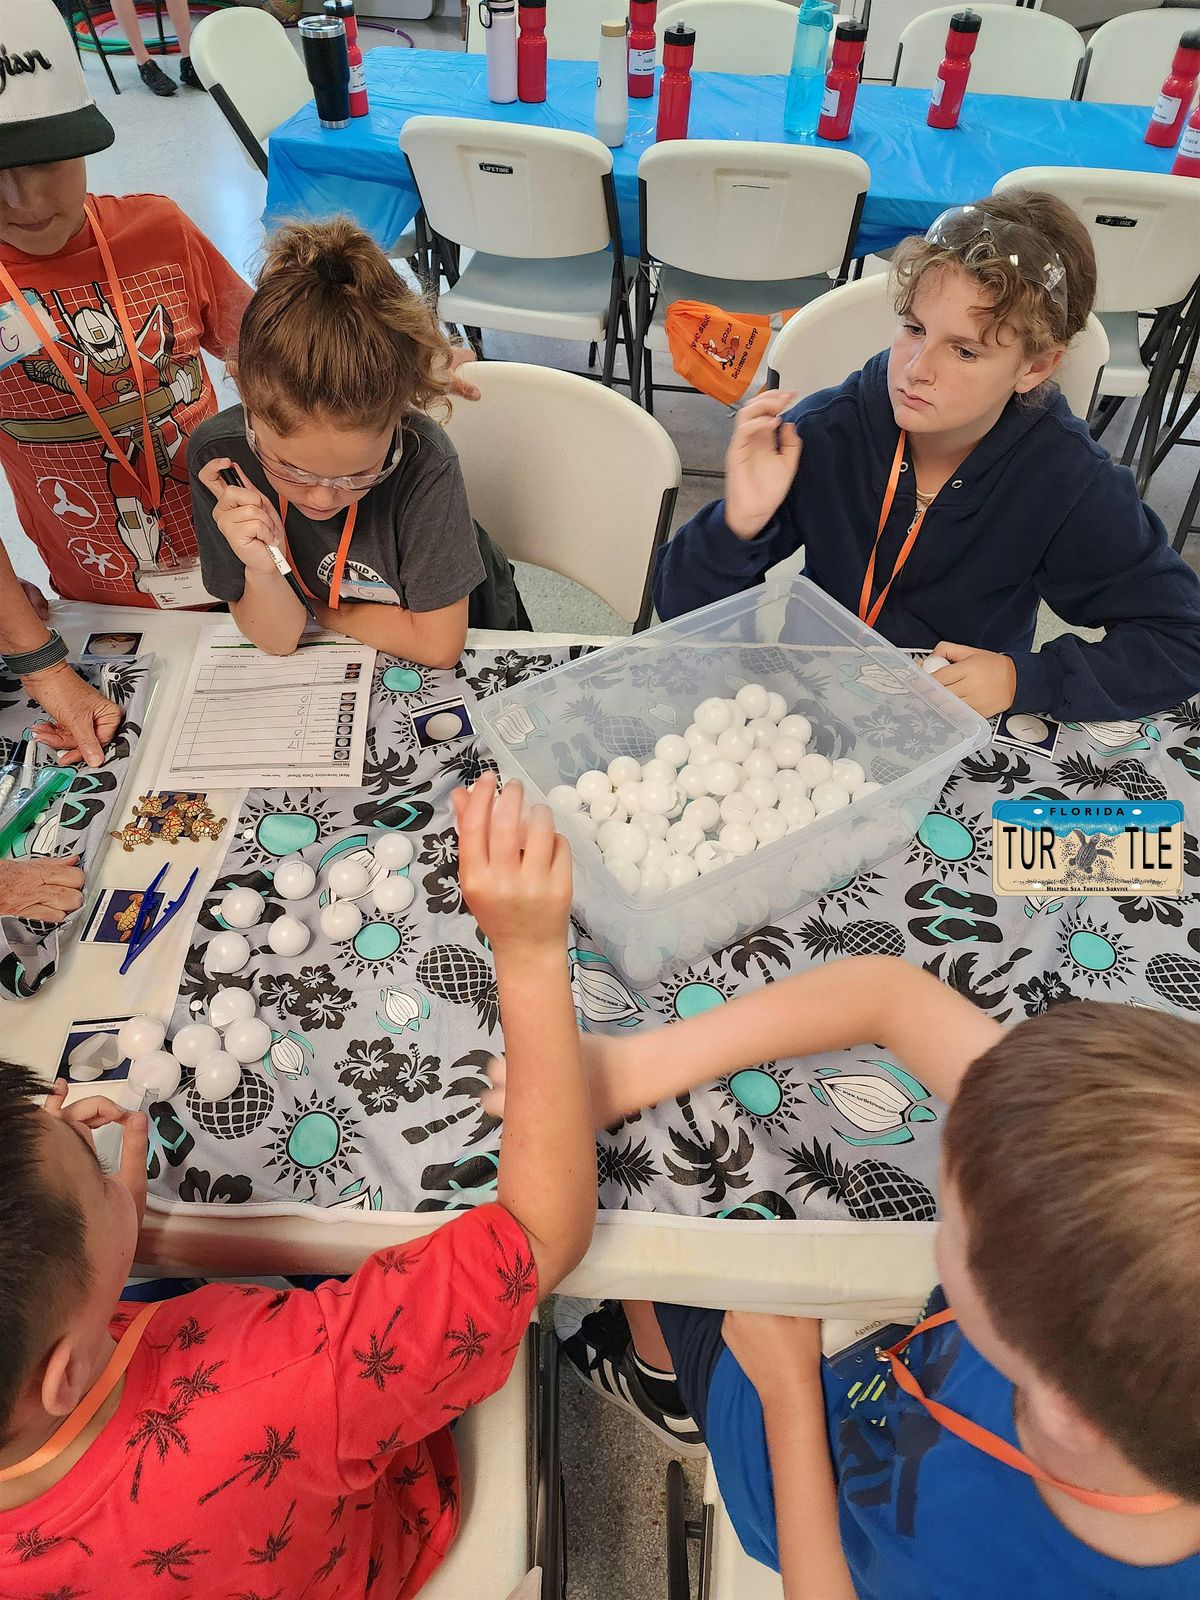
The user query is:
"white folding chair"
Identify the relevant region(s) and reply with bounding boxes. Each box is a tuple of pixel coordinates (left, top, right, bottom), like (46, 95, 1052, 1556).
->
(894, 4, 1085, 99)
(766, 271, 1110, 421)
(655, 0, 799, 73)
(1078, 10, 1200, 107)
(467, 0, 630, 58)
(633, 141, 869, 414)
(666, 1458, 783, 1600)
(992, 167, 1200, 491)
(443, 361, 681, 629)
(190, 7, 311, 178)
(423, 1327, 565, 1600)
(399, 117, 631, 383)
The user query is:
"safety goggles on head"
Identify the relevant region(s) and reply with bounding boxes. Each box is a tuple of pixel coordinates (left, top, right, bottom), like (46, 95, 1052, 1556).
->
(923, 205, 1069, 317)
(245, 421, 404, 492)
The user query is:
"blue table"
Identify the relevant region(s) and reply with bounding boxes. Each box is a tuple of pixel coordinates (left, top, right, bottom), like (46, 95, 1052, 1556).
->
(266, 49, 1177, 259)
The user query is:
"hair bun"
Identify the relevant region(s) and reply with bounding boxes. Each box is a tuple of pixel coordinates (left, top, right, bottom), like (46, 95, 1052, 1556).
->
(315, 255, 355, 286)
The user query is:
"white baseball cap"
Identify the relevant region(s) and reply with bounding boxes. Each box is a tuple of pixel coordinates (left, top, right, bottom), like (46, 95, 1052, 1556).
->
(0, 0, 115, 170)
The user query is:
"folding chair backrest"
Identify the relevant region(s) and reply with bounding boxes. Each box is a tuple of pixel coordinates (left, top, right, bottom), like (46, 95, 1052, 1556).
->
(190, 7, 310, 159)
(656, 0, 799, 73)
(993, 167, 1200, 315)
(638, 141, 869, 282)
(895, 4, 1085, 99)
(400, 116, 615, 260)
(1080, 10, 1200, 107)
(768, 272, 1109, 419)
(443, 362, 681, 624)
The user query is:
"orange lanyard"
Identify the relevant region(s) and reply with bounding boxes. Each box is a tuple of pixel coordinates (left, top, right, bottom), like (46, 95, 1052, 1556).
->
(882, 1309, 1179, 1516)
(0, 1302, 158, 1484)
(858, 431, 926, 631)
(278, 497, 358, 610)
(0, 202, 162, 511)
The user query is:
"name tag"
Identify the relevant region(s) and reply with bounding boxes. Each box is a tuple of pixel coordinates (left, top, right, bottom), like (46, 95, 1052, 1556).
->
(0, 292, 56, 372)
(338, 579, 402, 606)
(134, 562, 219, 610)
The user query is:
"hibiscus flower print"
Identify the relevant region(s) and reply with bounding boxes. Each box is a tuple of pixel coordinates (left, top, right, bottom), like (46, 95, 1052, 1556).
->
(178, 1168, 253, 1204)
(337, 1039, 441, 1114)
(258, 972, 303, 1018)
(469, 651, 552, 697)
(292, 966, 353, 1030)
(1014, 971, 1073, 1016)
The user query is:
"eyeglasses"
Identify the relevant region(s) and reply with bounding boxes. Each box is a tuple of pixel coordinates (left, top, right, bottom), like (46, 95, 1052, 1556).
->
(244, 421, 404, 492)
(923, 206, 1069, 316)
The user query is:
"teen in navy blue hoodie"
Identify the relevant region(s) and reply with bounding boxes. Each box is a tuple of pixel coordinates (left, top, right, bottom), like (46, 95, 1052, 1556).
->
(654, 193, 1200, 725)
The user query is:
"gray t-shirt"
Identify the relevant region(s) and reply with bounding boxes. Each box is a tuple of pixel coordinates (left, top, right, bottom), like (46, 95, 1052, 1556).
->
(187, 405, 485, 612)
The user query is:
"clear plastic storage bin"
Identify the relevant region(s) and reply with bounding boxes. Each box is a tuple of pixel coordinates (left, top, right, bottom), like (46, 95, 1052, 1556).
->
(477, 575, 989, 984)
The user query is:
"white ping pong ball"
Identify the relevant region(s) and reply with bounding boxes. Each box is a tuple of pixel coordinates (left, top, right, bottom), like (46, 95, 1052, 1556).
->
(655, 734, 690, 768)
(268, 915, 311, 957)
(606, 858, 641, 894)
(129, 1050, 181, 1099)
(796, 753, 833, 787)
(274, 856, 316, 900)
(328, 858, 370, 899)
(735, 683, 769, 720)
(718, 821, 757, 857)
(694, 697, 732, 736)
(223, 1017, 272, 1064)
(753, 809, 788, 845)
(640, 758, 676, 787)
(373, 874, 417, 915)
(663, 853, 700, 886)
(681, 797, 720, 833)
(854, 781, 882, 802)
(771, 735, 805, 769)
(715, 729, 752, 765)
(320, 900, 363, 942)
(703, 759, 741, 797)
(220, 887, 263, 929)
(607, 756, 642, 786)
(172, 1022, 222, 1067)
(118, 1015, 165, 1061)
(547, 784, 584, 814)
(666, 820, 704, 857)
(744, 717, 777, 749)
(424, 711, 464, 742)
(812, 781, 851, 814)
(765, 691, 788, 723)
(373, 831, 416, 868)
(778, 714, 812, 744)
(209, 987, 256, 1030)
(194, 1049, 241, 1101)
(830, 759, 866, 792)
(205, 931, 250, 975)
(576, 770, 612, 804)
(923, 654, 951, 674)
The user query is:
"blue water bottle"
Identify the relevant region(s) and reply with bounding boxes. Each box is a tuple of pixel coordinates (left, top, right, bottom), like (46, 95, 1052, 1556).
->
(784, 0, 836, 137)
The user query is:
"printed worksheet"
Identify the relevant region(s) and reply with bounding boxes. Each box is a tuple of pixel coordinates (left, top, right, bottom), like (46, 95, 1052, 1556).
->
(158, 625, 376, 789)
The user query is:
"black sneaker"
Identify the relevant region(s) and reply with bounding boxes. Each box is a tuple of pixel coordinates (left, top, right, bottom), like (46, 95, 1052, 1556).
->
(178, 56, 206, 91)
(555, 1298, 706, 1456)
(139, 60, 177, 95)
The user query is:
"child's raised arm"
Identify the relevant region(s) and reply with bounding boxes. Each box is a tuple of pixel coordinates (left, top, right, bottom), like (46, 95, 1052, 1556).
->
(455, 776, 595, 1294)
(487, 955, 1003, 1129)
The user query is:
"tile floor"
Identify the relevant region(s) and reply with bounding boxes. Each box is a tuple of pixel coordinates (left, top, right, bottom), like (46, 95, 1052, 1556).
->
(4, 17, 1198, 1599)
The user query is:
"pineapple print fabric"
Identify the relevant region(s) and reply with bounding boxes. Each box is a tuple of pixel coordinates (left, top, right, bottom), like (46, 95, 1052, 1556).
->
(0, 657, 150, 1000)
(150, 651, 1200, 1228)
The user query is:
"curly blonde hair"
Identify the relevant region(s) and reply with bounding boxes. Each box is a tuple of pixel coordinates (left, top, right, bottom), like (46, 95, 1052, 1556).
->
(891, 189, 1097, 356)
(235, 218, 452, 434)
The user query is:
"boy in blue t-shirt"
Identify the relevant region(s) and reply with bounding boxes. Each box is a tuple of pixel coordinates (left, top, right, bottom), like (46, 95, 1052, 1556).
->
(490, 960, 1200, 1597)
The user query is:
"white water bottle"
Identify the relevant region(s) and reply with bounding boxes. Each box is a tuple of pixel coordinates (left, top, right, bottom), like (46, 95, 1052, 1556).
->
(480, 0, 518, 103)
(595, 20, 629, 147)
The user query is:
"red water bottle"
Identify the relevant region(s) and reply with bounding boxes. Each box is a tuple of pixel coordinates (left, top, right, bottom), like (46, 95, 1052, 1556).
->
(1172, 97, 1200, 175)
(927, 10, 980, 130)
(1145, 30, 1200, 148)
(629, 0, 657, 98)
(517, 0, 547, 101)
(656, 23, 694, 140)
(324, 0, 368, 116)
(818, 20, 866, 140)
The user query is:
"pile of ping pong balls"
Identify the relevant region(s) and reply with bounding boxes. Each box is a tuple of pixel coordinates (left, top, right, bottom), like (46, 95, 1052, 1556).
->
(546, 684, 880, 897)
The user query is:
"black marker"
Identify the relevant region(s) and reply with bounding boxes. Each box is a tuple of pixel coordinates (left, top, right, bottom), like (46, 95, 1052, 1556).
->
(217, 465, 315, 619)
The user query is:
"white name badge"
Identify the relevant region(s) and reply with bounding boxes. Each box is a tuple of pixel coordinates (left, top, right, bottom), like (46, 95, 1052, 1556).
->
(135, 562, 219, 610)
(0, 291, 57, 372)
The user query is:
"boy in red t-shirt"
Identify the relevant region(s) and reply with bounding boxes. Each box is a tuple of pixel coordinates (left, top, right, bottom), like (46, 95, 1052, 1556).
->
(0, 0, 251, 615)
(0, 775, 595, 1598)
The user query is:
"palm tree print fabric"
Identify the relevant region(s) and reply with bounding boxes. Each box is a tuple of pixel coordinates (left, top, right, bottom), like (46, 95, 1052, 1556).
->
(150, 650, 1200, 1227)
(0, 1204, 534, 1599)
(0, 657, 150, 1000)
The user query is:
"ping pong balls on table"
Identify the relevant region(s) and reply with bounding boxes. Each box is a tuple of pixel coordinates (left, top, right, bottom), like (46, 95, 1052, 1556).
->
(693, 697, 732, 736)
(703, 759, 741, 797)
(205, 931, 250, 975)
(268, 915, 311, 957)
(320, 900, 363, 942)
(734, 682, 770, 720)
(219, 887, 263, 929)
(830, 759, 866, 793)
(194, 1049, 241, 1101)
(654, 734, 690, 767)
(223, 1017, 272, 1064)
(373, 874, 416, 915)
(118, 1015, 165, 1061)
(777, 714, 812, 744)
(715, 729, 752, 765)
(129, 1050, 181, 1100)
(811, 781, 851, 814)
(795, 753, 833, 787)
(576, 770, 612, 805)
(924, 654, 951, 675)
(372, 831, 415, 869)
(172, 1022, 222, 1067)
(548, 784, 584, 814)
(273, 856, 316, 900)
(209, 987, 255, 1030)
(765, 691, 788, 723)
(607, 756, 642, 786)
(640, 758, 676, 787)
(327, 858, 370, 899)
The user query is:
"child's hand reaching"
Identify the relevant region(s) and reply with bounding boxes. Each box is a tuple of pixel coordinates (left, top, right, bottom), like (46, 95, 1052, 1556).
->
(454, 774, 572, 954)
(196, 458, 289, 577)
(482, 1032, 644, 1130)
(927, 642, 1018, 717)
(45, 1078, 149, 1227)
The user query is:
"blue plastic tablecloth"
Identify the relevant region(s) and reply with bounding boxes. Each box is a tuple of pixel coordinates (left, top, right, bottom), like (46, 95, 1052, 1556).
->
(265, 49, 1177, 259)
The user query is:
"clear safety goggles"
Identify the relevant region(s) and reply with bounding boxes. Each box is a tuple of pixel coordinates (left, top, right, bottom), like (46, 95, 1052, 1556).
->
(245, 421, 403, 492)
(923, 205, 1069, 316)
